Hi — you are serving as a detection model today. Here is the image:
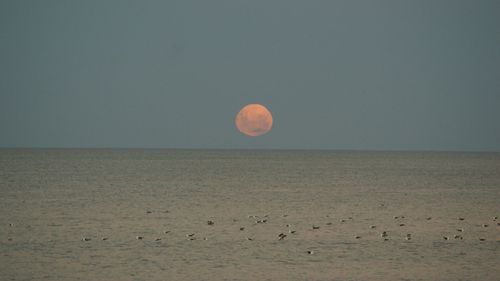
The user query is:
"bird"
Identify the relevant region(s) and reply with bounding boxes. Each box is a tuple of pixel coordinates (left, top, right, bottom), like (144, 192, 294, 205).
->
(278, 233, 287, 240)
(381, 231, 388, 238)
(207, 220, 215, 225)
(82, 237, 91, 241)
(186, 233, 195, 237)
(369, 225, 376, 229)
(307, 250, 314, 255)
(482, 224, 489, 228)
(479, 238, 486, 241)
(239, 227, 245, 231)
(457, 228, 464, 232)
(426, 217, 432, 220)
(246, 237, 253, 241)
(458, 217, 465, 221)
(312, 225, 320, 230)
(164, 231, 171, 234)
(155, 238, 162, 241)
(289, 230, 296, 234)
(354, 235, 361, 239)
(101, 237, 108, 241)
(136, 236, 144, 240)
(443, 236, 449, 240)
(399, 223, 405, 227)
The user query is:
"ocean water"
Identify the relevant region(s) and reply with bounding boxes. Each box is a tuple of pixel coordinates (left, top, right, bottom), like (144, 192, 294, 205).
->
(1, 149, 499, 281)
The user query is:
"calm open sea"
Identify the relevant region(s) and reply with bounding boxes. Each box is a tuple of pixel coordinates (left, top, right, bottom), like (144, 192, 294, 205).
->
(1, 149, 499, 280)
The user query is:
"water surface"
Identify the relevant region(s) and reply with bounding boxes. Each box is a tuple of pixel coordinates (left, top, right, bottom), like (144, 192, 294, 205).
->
(1, 149, 499, 280)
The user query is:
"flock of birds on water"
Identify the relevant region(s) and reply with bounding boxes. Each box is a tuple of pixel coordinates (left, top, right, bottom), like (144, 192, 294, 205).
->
(6, 212, 499, 255)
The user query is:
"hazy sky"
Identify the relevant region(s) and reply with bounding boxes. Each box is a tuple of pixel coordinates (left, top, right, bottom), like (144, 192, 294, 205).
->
(1, 0, 499, 150)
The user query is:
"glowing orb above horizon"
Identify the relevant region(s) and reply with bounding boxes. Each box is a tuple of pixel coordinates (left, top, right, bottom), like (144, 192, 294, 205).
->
(235, 104, 273, 137)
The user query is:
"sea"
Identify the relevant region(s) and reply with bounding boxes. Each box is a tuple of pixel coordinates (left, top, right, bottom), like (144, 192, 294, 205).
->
(1, 149, 499, 281)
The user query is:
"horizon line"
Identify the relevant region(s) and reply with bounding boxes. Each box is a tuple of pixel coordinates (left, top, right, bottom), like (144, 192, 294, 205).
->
(0, 146, 499, 153)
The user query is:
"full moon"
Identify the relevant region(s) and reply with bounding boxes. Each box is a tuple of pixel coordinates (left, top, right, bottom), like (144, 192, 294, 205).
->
(235, 104, 273, 137)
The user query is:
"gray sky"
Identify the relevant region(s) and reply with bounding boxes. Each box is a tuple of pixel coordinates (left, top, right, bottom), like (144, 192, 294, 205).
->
(1, 0, 499, 151)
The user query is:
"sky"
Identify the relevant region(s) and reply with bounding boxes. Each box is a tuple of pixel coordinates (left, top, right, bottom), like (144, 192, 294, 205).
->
(1, 0, 499, 151)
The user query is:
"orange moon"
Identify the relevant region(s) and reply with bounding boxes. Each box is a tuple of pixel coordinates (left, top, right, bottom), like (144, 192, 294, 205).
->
(235, 104, 273, 137)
